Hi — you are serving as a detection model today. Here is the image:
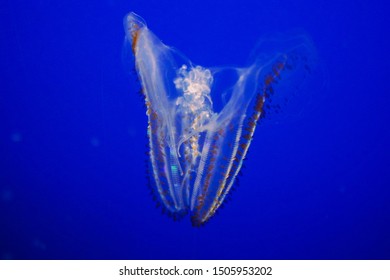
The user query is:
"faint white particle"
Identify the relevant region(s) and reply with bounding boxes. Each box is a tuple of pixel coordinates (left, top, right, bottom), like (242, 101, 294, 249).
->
(339, 184, 347, 193)
(10, 133, 22, 143)
(1, 189, 13, 202)
(90, 137, 100, 147)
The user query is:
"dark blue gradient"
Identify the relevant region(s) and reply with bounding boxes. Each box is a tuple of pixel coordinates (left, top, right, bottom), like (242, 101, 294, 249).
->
(1, 0, 389, 259)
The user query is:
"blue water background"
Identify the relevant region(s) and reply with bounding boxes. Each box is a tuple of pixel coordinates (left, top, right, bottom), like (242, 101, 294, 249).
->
(1, 0, 389, 259)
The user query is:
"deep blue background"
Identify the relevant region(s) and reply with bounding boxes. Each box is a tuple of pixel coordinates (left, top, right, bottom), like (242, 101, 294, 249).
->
(1, 0, 389, 259)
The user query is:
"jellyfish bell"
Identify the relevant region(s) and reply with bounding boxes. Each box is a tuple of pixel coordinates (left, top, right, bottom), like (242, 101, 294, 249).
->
(124, 12, 318, 226)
